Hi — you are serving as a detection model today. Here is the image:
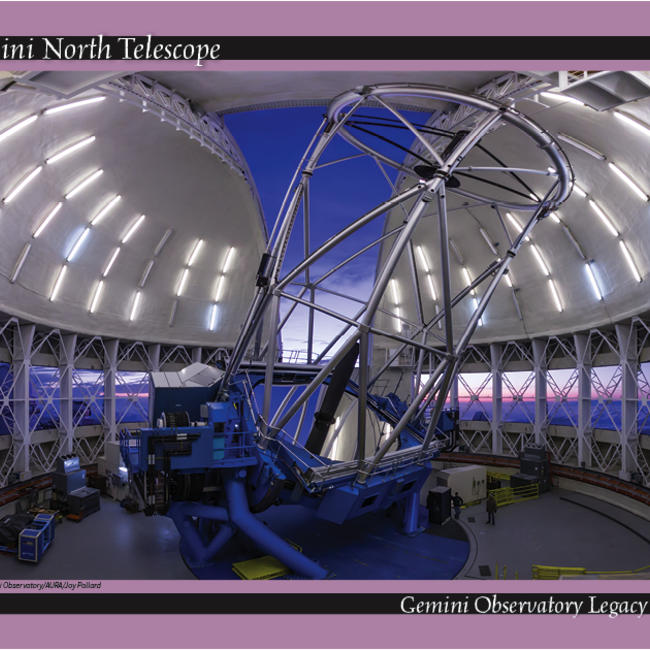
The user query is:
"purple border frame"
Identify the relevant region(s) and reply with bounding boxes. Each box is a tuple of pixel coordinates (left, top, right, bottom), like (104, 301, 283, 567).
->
(0, 2, 649, 647)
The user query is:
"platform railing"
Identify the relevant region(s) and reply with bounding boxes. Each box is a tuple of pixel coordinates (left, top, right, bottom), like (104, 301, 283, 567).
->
(488, 483, 539, 507)
(532, 563, 650, 579)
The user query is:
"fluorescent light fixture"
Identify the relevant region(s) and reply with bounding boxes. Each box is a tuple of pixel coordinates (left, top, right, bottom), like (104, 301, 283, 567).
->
(221, 246, 235, 273)
(619, 240, 642, 283)
(90, 194, 121, 226)
(416, 245, 429, 270)
(608, 162, 648, 201)
(547, 167, 556, 174)
(121, 214, 145, 244)
(3, 166, 42, 204)
(169, 299, 178, 327)
(139, 259, 154, 287)
(471, 297, 483, 326)
(89, 280, 104, 313)
(530, 244, 550, 276)
(49, 265, 67, 301)
(129, 291, 142, 321)
(585, 262, 603, 301)
(549, 212, 561, 224)
(479, 228, 498, 255)
(214, 275, 225, 302)
(44, 96, 105, 115)
(154, 229, 173, 256)
(208, 304, 218, 331)
(390, 278, 399, 303)
(46, 136, 95, 165)
(614, 110, 650, 138)
(462, 266, 476, 295)
(10, 243, 31, 283)
(176, 268, 190, 297)
(506, 212, 530, 241)
(541, 91, 584, 107)
(503, 271, 513, 288)
(426, 274, 437, 301)
(103, 247, 120, 277)
(394, 306, 402, 329)
(0, 114, 37, 144)
(33, 202, 63, 238)
(548, 279, 563, 312)
(187, 239, 204, 267)
(588, 200, 618, 237)
(556, 133, 606, 160)
(529, 192, 538, 201)
(573, 184, 587, 198)
(449, 238, 464, 265)
(65, 169, 103, 199)
(66, 227, 90, 262)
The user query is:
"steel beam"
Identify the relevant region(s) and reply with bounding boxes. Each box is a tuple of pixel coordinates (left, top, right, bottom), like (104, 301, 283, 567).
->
(574, 333, 593, 468)
(532, 338, 547, 447)
(615, 323, 639, 480)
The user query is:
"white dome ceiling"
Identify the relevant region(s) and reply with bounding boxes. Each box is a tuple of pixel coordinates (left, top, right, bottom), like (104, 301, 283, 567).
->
(0, 70, 649, 349)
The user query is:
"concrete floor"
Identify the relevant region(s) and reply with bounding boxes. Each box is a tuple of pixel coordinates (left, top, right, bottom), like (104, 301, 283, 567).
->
(457, 489, 649, 580)
(0, 489, 647, 580)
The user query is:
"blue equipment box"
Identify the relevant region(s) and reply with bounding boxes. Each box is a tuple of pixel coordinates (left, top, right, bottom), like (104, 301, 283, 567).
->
(18, 514, 55, 563)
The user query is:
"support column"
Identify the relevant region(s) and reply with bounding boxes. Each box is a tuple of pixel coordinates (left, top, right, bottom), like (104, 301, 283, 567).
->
(574, 333, 593, 469)
(532, 339, 547, 448)
(615, 323, 639, 481)
(490, 343, 503, 455)
(449, 373, 459, 412)
(12, 324, 35, 479)
(58, 334, 77, 455)
(103, 339, 119, 445)
(191, 347, 202, 364)
(147, 344, 161, 426)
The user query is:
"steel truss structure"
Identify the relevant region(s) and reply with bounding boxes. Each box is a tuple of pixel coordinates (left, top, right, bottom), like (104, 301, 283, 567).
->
(221, 84, 572, 485)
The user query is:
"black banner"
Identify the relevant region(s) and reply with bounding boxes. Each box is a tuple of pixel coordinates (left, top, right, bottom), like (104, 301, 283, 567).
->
(0, 592, 647, 615)
(1, 35, 650, 63)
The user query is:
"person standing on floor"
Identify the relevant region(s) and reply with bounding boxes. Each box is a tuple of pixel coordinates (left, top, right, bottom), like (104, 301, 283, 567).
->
(486, 493, 497, 525)
(452, 492, 464, 520)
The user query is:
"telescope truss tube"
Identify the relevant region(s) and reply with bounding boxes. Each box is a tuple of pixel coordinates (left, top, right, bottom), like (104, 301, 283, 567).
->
(222, 83, 573, 485)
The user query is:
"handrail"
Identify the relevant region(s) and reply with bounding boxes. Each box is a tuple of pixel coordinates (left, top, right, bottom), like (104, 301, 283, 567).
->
(489, 483, 539, 507)
(532, 563, 650, 580)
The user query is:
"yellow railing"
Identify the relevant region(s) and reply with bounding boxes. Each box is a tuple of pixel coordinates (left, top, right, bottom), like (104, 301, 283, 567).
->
(487, 470, 512, 482)
(532, 564, 650, 580)
(488, 483, 539, 507)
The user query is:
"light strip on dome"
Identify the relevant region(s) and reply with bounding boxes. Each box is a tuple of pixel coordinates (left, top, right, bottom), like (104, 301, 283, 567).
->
(3, 166, 42, 204)
(222, 246, 236, 273)
(208, 303, 218, 331)
(415, 245, 429, 270)
(548, 279, 563, 312)
(49, 265, 67, 301)
(614, 110, 650, 138)
(139, 260, 154, 288)
(425, 274, 437, 301)
(10, 243, 31, 283)
(46, 136, 96, 165)
(549, 212, 561, 224)
(588, 200, 618, 237)
(479, 228, 498, 255)
(471, 297, 483, 326)
(619, 240, 642, 283)
(608, 162, 649, 201)
(0, 114, 37, 144)
(103, 247, 120, 277)
(390, 278, 400, 304)
(503, 271, 513, 288)
(462, 266, 476, 296)
(506, 212, 530, 241)
(121, 214, 145, 244)
(89, 280, 104, 313)
(176, 268, 190, 297)
(573, 184, 587, 198)
(65, 169, 103, 199)
(540, 91, 584, 107)
(187, 239, 204, 267)
(44, 96, 105, 115)
(90, 195, 121, 226)
(33, 202, 63, 238)
(214, 275, 225, 302)
(169, 299, 178, 327)
(66, 227, 90, 262)
(556, 133, 606, 160)
(394, 305, 402, 330)
(530, 244, 551, 276)
(129, 291, 142, 321)
(585, 262, 603, 301)
(449, 239, 464, 265)
(154, 229, 173, 256)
